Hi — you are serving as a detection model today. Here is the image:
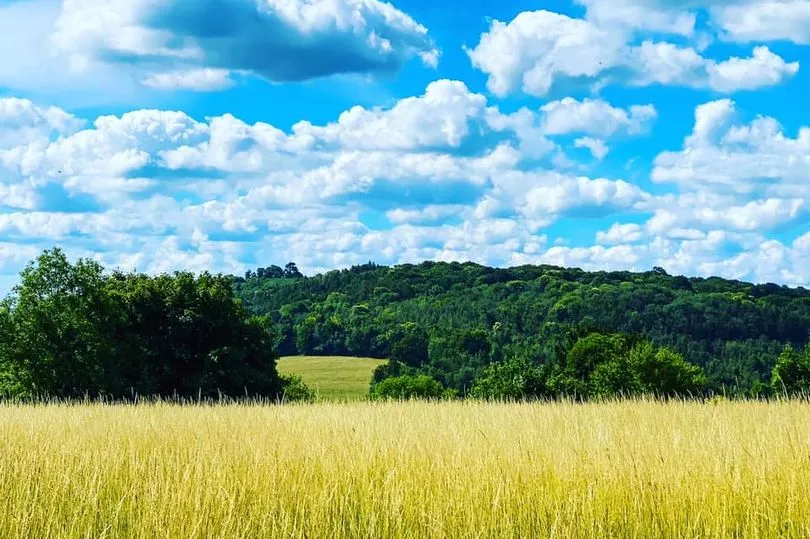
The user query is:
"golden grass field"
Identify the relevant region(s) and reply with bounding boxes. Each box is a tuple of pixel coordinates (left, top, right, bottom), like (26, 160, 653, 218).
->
(277, 355, 386, 400)
(1, 399, 809, 538)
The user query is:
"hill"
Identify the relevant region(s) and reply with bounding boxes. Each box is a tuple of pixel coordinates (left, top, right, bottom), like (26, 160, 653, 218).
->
(235, 261, 810, 396)
(277, 356, 386, 401)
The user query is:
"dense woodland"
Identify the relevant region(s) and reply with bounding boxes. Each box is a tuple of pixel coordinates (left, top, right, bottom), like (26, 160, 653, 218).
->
(2, 251, 810, 400)
(235, 261, 810, 398)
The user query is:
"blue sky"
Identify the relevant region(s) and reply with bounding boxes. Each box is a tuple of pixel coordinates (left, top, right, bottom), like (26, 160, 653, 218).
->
(1, 0, 810, 293)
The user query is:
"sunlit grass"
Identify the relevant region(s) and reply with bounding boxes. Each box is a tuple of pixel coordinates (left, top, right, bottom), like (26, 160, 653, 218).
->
(0, 399, 808, 538)
(277, 355, 386, 401)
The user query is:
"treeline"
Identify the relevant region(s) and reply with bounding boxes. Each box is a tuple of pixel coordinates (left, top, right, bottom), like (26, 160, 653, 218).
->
(0, 250, 287, 400)
(3, 252, 810, 401)
(235, 261, 810, 398)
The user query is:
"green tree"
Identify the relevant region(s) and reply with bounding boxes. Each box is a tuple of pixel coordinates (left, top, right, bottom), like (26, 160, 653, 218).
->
(470, 357, 549, 400)
(0, 249, 284, 400)
(771, 344, 810, 395)
(629, 343, 706, 396)
(388, 322, 429, 367)
(370, 374, 447, 400)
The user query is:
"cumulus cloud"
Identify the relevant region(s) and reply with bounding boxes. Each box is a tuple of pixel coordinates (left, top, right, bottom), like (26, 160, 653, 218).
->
(540, 98, 657, 137)
(466, 9, 799, 97)
(596, 223, 645, 244)
(0, 97, 83, 148)
(52, 0, 439, 86)
(574, 137, 609, 160)
(653, 99, 810, 191)
(712, 1, 810, 43)
(575, 0, 810, 45)
(292, 80, 488, 151)
(386, 205, 467, 225)
(142, 69, 235, 91)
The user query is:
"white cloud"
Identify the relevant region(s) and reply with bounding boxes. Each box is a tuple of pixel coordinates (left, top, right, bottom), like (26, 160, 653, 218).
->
(576, 0, 697, 35)
(52, 0, 438, 86)
(541, 98, 657, 137)
(707, 46, 800, 92)
(465, 11, 625, 97)
(142, 69, 235, 91)
(386, 205, 466, 225)
(653, 99, 810, 192)
(467, 10, 799, 96)
(575, 137, 610, 160)
(292, 80, 488, 151)
(711, 1, 810, 44)
(572, 0, 810, 45)
(0, 97, 83, 148)
(596, 223, 644, 244)
(2, 76, 810, 290)
(492, 171, 650, 219)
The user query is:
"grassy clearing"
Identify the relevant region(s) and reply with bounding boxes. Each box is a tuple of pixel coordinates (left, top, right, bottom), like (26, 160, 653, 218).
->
(277, 355, 386, 401)
(1, 400, 809, 538)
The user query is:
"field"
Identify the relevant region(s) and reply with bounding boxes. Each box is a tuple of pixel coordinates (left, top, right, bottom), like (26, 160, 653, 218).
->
(1, 400, 809, 538)
(277, 355, 386, 400)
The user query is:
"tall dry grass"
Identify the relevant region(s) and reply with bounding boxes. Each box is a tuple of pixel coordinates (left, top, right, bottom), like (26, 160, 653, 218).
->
(0, 399, 808, 538)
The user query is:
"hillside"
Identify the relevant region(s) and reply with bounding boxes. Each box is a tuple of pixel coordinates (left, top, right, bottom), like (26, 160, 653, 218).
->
(235, 261, 810, 396)
(277, 356, 386, 401)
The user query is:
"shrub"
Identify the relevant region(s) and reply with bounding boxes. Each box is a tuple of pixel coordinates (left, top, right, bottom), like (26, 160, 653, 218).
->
(279, 375, 317, 403)
(370, 374, 446, 400)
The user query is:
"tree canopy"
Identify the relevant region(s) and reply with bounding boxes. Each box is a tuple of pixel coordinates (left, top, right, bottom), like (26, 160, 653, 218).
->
(235, 260, 810, 398)
(0, 249, 284, 400)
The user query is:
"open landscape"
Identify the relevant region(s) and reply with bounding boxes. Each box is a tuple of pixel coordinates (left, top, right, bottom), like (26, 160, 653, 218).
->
(277, 356, 386, 400)
(1, 399, 809, 538)
(2, 0, 810, 535)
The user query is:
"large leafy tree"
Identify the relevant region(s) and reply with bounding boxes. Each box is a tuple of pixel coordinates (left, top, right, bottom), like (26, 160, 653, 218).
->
(0, 249, 283, 400)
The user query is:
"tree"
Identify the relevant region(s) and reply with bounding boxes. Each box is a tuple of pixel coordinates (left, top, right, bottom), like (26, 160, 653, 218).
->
(284, 262, 303, 279)
(370, 375, 447, 400)
(470, 357, 549, 400)
(279, 374, 316, 403)
(629, 343, 705, 396)
(388, 323, 429, 368)
(0, 249, 285, 400)
(771, 344, 810, 395)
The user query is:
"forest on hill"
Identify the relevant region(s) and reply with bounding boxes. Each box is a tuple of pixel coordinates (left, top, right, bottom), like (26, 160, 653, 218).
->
(235, 261, 810, 397)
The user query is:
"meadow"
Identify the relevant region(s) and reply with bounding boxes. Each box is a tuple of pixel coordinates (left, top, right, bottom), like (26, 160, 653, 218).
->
(1, 399, 809, 538)
(277, 355, 386, 400)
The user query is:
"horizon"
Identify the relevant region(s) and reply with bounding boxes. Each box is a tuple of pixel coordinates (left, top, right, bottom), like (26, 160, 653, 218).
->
(1, 0, 810, 294)
(2, 250, 809, 299)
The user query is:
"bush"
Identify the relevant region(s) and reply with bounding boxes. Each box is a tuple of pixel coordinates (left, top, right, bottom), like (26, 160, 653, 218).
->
(771, 344, 810, 395)
(369, 374, 447, 400)
(279, 375, 317, 403)
(470, 357, 549, 400)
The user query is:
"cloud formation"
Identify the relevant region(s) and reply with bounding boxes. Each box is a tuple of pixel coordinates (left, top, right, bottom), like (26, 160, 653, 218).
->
(52, 0, 439, 86)
(467, 9, 799, 97)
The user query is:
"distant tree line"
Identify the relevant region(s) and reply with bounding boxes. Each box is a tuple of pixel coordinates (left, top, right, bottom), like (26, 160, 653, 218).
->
(235, 260, 810, 399)
(241, 262, 303, 281)
(3, 252, 810, 402)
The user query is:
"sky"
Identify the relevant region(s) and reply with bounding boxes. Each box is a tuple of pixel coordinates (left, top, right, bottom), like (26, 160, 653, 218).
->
(1, 0, 810, 293)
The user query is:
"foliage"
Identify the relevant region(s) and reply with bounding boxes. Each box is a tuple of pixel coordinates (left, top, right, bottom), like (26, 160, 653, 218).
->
(235, 260, 810, 396)
(469, 335, 705, 400)
(0, 249, 283, 400)
(278, 374, 316, 403)
(369, 374, 448, 400)
(470, 357, 550, 400)
(771, 344, 810, 395)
